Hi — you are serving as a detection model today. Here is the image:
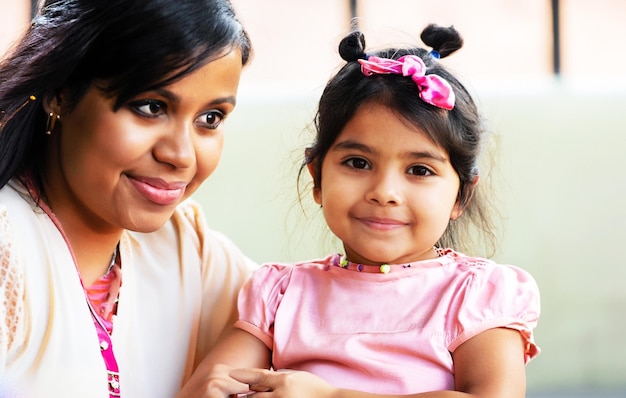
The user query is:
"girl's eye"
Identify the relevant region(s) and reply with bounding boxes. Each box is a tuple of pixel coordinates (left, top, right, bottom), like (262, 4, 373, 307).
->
(132, 100, 166, 118)
(344, 157, 370, 170)
(407, 165, 433, 176)
(196, 109, 225, 130)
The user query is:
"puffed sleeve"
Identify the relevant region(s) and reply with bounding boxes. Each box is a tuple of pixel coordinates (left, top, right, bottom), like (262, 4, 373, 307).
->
(234, 264, 293, 350)
(446, 260, 541, 363)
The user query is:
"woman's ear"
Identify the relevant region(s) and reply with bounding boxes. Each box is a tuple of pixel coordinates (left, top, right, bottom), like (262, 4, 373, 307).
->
(451, 175, 479, 220)
(42, 91, 65, 115)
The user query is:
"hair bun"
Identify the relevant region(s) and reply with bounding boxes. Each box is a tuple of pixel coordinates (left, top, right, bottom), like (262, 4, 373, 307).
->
(420, 24, 463, 58)
(338, 31, 366, 62)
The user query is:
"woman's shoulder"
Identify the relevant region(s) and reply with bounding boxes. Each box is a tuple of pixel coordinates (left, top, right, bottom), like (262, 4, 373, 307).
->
(0, 181, 43, 258)
(170, 197, 205, 229)
(132, 198, 229, 246)
(126, 197, 256, 270)
(0, 180, 37, 216)
(0, 183, 28, 354)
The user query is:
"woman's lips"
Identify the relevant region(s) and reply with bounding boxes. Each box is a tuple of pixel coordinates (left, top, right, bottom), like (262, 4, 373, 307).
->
(128, 177, 187, 206)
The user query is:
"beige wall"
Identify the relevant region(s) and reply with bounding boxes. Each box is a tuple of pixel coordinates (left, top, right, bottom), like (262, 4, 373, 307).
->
(0, 0, 30, 58)
(2, 0, 625, 394)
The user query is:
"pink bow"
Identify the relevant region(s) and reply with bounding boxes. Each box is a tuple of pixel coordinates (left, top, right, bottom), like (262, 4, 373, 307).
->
(358, 55, 455, 110)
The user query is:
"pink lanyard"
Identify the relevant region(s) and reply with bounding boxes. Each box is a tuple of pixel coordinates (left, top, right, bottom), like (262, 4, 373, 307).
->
(28, 183, 121, 397)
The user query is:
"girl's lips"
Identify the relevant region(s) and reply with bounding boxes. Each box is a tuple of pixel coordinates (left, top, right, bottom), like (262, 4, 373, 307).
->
(358, 217, 407, 231)
(128, 177, 187, 206)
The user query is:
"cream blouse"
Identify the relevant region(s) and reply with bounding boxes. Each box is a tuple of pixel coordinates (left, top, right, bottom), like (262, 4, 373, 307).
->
(0, 180, 257, 397)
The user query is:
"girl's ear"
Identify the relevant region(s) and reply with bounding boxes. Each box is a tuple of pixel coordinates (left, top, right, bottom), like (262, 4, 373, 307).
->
(451, 175, 479, 220)
(305, 148, 322, 205)
(306, 160, 322, 205)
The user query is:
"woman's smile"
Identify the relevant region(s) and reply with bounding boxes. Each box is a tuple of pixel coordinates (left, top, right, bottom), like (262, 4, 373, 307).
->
(127, 176, 188, 206)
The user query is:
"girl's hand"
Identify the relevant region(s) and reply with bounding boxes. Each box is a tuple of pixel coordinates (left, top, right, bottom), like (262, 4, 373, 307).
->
(229, 368, 337, 398)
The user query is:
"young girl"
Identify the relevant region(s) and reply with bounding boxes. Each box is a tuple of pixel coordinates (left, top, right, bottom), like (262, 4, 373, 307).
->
(0, 1, 257, 397)
(181, 25, 540, 398)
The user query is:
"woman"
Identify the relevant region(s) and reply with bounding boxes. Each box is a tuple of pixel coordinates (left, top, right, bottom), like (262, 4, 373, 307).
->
(0, 1, 257, 397)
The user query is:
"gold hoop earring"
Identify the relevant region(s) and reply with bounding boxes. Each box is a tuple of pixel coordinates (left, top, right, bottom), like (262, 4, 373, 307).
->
(45, 112, 61, 135)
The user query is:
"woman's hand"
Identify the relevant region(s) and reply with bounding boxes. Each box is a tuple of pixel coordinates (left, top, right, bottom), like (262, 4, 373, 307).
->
(177, 328, 272, 398)
(229, 368, 337, 398)
(177, 363, 250, 398)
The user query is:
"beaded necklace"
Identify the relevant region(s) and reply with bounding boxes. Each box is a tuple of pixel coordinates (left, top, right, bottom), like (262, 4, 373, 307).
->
(334, 247, 445, 274)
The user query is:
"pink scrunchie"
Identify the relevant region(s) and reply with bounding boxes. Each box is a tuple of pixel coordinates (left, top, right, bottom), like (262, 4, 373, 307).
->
(358, 55, 455, 110)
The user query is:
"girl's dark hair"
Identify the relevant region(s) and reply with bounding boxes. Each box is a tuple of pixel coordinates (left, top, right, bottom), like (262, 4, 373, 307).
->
(300, 24, 496, 255)
(0, 0, 252, 190)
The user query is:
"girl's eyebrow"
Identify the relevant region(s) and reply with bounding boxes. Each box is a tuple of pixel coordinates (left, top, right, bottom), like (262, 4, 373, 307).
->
(332, 139, 449, 163)
(406, 150, 448, 163)
(332, 139, 373, 154)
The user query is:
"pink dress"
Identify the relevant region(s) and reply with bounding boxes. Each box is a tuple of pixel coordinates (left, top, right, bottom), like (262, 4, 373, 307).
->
(235, 250, 540, 394)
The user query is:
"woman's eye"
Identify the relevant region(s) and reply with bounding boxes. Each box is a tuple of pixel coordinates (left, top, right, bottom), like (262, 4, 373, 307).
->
(408, 165, 433, 176)
(197, 109, 225, 130)
(344, 157, 370, 170)
(132, 100, 166, 118)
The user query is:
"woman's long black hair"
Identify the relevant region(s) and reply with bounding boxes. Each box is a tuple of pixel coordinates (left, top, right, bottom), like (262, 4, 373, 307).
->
(0, 0, 252, 191)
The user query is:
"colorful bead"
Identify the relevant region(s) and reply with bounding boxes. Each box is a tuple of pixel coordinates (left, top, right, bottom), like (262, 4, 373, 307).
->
(336, 255, 400, 273)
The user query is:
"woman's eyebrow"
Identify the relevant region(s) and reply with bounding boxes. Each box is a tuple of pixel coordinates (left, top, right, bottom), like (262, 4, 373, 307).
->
(150, 88, 237, 107)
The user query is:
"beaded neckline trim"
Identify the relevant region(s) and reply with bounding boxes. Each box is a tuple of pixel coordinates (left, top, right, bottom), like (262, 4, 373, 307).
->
(333, 247, 445, 274)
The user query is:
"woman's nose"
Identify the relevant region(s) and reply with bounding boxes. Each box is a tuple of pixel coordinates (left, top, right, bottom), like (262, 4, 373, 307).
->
(153, 122, 195, 168)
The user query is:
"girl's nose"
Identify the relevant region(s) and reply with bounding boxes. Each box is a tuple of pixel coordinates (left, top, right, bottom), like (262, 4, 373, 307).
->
(364, 171, 403, 205)
(153, 123, 195, 168)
